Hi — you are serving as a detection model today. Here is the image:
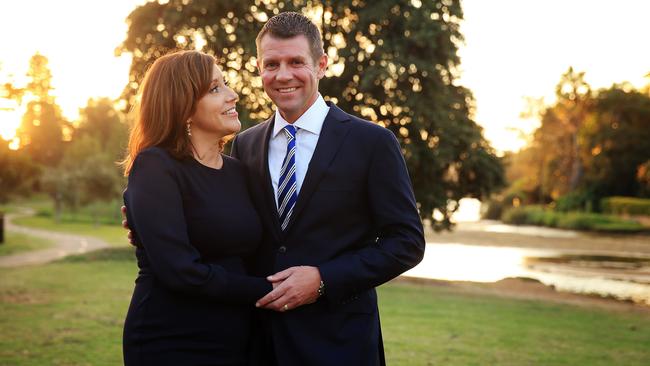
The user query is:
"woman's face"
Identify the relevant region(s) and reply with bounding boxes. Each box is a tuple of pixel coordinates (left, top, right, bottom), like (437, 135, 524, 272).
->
(189, 65, 240, 137)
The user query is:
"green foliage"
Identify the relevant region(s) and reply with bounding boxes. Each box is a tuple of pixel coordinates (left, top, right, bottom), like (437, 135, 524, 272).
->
(38, 99, 127, 223)
(601, 196, 650, 217)
(117, 0, 505, 230)
(0, 141, 40, 203)
(580, 87, 650, 199)
(74, 97, 129, 161)
(555, 189, 596, 212)
(33, 199, 124, 226)
(638, 160, 650, 197)
(506, 70, 650, 207)
(481, 199, 504, 220)
(502, 206, 646, 232)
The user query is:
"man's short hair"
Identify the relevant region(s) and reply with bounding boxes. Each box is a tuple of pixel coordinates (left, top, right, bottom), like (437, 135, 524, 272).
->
(256, 12, 325, 63)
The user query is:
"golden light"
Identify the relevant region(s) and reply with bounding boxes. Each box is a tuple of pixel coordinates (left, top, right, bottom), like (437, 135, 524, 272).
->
(0, 100, 23, 143)
(0, 0, 146, 144)
(0, 0, 649, 155)
(404, 243, 533, 282)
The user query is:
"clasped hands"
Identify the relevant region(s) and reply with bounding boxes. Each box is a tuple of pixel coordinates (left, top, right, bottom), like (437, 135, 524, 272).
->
(121, 207, 321, 313)
(256, 265, 322, 312)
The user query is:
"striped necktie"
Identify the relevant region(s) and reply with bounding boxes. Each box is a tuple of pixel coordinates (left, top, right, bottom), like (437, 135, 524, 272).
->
(278, 125, 298, 231)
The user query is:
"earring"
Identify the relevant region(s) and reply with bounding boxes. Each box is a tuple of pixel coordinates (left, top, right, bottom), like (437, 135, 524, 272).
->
(186, 120, 192, 136)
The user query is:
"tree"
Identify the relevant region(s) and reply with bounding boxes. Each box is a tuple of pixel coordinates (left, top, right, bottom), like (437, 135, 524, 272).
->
(0, 140, 40, 203)
(580, 86, 650, 200)
(513, 68, 592, 202)
(506, 71, 650, 209)
(15, 53, 68, 166)
(75, 97, 129, 161)
(43, 135, 124, 224)
(117, 0, 505, 229)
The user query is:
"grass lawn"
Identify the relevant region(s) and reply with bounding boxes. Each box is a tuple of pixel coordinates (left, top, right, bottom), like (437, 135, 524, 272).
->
(1, 248, 649, 365)
(12, 216, 127, 247)
(0, 232, 52, 256)
(380, 282, 650, 365)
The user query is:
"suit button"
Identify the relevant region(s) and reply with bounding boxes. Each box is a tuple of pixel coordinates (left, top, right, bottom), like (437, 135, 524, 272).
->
(278, 246, 287, 253)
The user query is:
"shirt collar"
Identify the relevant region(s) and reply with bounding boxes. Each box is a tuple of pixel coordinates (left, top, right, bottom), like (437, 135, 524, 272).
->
(272, 94, 329, 138)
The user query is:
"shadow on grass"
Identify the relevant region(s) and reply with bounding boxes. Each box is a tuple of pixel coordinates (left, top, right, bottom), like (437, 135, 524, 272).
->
(56, 247, 135, 263)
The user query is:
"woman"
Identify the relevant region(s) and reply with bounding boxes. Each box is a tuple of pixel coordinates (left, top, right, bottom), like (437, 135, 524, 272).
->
(121, 50, 271, 365)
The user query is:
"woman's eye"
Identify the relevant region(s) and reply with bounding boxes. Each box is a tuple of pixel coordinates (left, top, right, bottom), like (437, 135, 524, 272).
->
(210, 86, 219, 93)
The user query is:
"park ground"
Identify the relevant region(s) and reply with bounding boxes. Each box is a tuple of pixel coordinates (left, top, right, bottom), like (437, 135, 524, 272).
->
(1, 211, 649, 365)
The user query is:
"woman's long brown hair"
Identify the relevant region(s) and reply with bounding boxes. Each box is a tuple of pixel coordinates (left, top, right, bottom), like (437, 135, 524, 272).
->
(122, 50, 216, 176)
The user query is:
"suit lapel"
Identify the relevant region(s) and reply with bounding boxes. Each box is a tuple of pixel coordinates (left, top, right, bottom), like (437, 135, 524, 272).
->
(284, 103, 352, 233)
(253, 117, 283, 241)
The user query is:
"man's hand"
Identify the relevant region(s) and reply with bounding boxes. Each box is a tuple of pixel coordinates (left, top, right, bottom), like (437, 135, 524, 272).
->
(121, 206, 136, 246)
(256, 266, 322, 312)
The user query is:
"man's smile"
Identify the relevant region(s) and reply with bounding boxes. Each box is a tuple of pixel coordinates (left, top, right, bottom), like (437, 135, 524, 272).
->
(277, 87, 299, 93)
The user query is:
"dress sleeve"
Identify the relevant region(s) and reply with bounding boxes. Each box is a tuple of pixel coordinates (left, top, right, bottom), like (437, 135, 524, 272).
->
(125, 149, 271, 305)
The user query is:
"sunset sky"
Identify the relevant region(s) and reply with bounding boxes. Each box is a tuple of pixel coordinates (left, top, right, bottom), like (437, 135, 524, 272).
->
(1, 0, 649, 152)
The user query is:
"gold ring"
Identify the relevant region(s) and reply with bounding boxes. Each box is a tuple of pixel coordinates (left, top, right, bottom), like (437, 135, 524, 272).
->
(283, 304, 289, 311)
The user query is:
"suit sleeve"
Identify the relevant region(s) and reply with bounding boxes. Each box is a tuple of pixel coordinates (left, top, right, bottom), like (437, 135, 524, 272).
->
(317, 129, 425, 305)
(125, 149, 271, 305)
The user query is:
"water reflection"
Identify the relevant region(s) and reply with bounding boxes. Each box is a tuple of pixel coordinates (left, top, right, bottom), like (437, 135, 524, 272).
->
(404, 243, 650, 305)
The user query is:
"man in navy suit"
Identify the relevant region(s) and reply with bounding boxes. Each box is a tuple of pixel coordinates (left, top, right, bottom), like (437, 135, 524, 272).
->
(231, 12, 425, 366)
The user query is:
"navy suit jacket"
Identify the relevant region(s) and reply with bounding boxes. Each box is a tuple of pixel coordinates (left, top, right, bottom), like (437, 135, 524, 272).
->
(231, 102, 425, 366)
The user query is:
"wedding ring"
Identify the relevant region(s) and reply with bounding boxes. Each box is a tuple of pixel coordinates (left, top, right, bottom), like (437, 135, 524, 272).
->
(283, 304, 289, 311)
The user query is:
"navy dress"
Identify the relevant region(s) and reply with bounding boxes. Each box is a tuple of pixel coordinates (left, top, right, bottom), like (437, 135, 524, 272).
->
(122, 147, 271, 366)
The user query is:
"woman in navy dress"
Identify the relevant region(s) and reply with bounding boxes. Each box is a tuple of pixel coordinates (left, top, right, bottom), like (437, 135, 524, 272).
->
(121, 50, 271, 365)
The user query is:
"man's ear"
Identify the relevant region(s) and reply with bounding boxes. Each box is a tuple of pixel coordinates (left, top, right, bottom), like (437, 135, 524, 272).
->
(256, 58, 263, 75)
(316, 54, 328, 80)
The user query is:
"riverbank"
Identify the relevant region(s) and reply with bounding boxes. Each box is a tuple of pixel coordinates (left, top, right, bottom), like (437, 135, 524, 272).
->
(422, 220, 650, 311)
(426, 220, 650, 255)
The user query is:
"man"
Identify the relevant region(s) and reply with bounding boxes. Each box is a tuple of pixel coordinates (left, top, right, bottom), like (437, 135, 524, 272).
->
(231, 12, 425, 365)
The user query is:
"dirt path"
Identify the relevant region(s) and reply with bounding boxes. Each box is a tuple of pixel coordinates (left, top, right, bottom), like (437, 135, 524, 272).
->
(0, 210, 110, 268)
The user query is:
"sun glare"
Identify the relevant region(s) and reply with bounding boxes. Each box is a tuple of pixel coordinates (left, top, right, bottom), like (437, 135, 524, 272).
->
(0, 101, 22, 141)
(0, 0, 145, 145)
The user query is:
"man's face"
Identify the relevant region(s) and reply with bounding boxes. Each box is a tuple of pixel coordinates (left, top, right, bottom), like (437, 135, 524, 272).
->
(257, 34, 327, 123)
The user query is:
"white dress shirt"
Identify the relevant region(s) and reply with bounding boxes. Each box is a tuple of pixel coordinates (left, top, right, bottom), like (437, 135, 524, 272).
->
(269, 95, 330, 208)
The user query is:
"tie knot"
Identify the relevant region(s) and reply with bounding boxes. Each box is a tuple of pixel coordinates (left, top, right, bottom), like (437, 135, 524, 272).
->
(283, 125, 297, 139)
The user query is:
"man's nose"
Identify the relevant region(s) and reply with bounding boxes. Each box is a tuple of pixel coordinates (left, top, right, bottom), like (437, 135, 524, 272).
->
(276, 63, 292, 81)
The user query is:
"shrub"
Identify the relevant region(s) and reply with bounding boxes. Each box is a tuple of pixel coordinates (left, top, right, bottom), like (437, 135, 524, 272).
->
(481, 199, 504, 220)
(601, 196, 650, 216)
(502, 206, 646, 232)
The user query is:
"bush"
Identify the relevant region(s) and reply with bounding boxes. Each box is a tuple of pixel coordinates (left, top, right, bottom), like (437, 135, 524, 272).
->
(601, 196, 650, 216)
(32, 199, 123, 226)
(481, 199, 504, 220)
(502, 206, 646, 232)
(555, 191, 595, 212)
